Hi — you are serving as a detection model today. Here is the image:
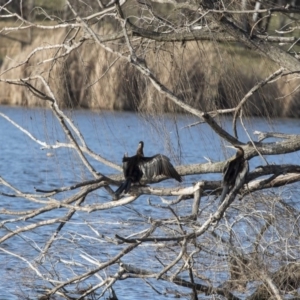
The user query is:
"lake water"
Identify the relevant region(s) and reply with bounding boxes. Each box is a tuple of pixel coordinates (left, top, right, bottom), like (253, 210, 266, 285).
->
(0, 106, 300, 299)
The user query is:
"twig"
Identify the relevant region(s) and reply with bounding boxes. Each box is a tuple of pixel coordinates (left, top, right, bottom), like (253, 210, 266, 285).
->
(22, 78, 102, 178)
(254, 131, 298, 142)
(0, 247, 44, 278)
(38, 195, 87, 262)
(156, 238, 187, 279)
(43, 224, 155, 297)
(232, 68, 284, 138)
(239, 110, 268, 165)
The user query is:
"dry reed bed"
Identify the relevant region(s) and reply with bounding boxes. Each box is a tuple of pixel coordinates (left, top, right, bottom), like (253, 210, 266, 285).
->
(0, 28, 299, 117)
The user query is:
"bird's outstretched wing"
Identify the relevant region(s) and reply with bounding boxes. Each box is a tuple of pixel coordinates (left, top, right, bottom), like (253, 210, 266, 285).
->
(139, 154, 182, 182)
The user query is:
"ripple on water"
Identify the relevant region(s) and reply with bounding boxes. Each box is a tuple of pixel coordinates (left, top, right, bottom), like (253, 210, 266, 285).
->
(1, 106, 300, 298)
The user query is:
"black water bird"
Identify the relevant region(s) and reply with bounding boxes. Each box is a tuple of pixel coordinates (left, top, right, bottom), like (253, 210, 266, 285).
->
(219, 145, 249, 203)
(115, 141, 182, 197)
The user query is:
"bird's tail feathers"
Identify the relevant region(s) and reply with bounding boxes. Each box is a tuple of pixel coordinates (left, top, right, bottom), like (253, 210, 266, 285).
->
(219, 185, 229, 204)
(115, 178, 132, 197)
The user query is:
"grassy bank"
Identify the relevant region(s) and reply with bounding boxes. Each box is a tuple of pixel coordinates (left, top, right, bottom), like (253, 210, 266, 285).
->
(0, 21, 299, 117)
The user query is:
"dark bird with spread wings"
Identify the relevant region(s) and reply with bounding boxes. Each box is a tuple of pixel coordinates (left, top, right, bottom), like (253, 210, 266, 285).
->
(219, 145, 249, 203)
(115, 141, 182, 197)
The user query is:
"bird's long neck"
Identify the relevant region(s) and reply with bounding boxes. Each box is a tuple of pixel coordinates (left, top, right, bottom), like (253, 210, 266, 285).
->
(236, 147, 244, 159)
(136, 143, 144, 157)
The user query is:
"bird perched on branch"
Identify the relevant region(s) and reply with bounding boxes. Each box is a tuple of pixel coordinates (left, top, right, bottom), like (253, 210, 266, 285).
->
(219, 145, 249, 204)
(115, 141, 182, 197)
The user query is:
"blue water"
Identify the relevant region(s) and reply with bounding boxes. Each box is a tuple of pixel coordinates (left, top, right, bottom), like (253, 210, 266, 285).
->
(0, 106, 300, 299)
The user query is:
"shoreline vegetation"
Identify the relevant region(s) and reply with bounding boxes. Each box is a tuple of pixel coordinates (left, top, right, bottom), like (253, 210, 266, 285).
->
(0, 22, 300, 117)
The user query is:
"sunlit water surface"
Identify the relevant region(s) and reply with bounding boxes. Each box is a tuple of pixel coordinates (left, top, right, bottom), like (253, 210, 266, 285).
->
(0, 106, 300, 299)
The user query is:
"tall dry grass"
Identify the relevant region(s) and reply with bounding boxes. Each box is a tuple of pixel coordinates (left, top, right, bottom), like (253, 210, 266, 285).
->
(0, 27, 299, 117)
